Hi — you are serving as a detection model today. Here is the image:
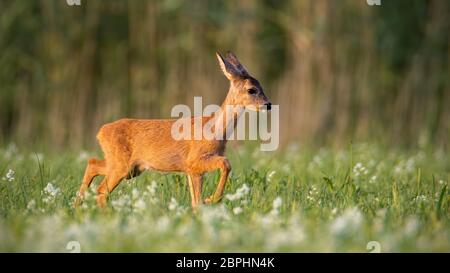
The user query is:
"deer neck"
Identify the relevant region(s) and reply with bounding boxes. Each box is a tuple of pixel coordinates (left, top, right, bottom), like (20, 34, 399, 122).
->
(212, 92, 242, 142)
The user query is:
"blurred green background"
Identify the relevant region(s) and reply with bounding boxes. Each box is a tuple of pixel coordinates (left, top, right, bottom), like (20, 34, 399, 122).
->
(0, 0, 448, 150)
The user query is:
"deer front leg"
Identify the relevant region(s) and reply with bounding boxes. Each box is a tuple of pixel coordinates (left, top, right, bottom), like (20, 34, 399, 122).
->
(96, 166, 128, 207)
(187, 174, 203, 208)
(203, 156, 231, 204)
(74, 158, 106, 207)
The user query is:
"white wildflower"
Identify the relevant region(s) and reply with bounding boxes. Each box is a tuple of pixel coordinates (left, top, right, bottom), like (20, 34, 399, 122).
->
(131, 188, 140, 200)
(269, 197, 283, 216)
(265, 215, 305, 250)
(77, 151, 90, 163)
(261, 215, 274, 225)
(353, 162, 368, 178)
(394, 164, 403, 175)
(307, 185, 319, 202)
(200, 204, 231, 223)
(225, 184, 250, 201)
(394, 158, 416, 175)
(168, 197, 178, 211)
(307, 154, 324, 172)
(133, 199, 146, 212)
(369, 175, 377, 184)
(313, 155, 323, 165)
(111, 195, 131, 210)
(260, 198, 284, 225)
(412, 194, 427, 204)
(143, 181, 159, 204)
(330, 207, 363, 235)
(273, 197, 282, 210)
(155, 216, 170, 232)
(147, 181, 158, 195)
(78, 187, 96, 209)
(42, 182, 61, 203)
(27, 199, 36, 210)
(3, 169, 15, 182)
(233, 207, 243, 215)
(267, 171, 276, 182)
(43, 183, 60, 197)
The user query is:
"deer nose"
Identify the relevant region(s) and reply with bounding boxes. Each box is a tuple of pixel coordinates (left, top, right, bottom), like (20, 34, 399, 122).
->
(265, 102, 272, 111)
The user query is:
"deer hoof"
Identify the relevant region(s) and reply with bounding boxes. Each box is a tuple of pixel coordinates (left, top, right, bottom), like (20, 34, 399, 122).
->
(73, 193, 84, 208)
(204, 196, 221, 205)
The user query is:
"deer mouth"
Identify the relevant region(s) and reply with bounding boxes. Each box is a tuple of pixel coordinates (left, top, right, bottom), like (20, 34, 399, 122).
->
(259, 102, 272, 112)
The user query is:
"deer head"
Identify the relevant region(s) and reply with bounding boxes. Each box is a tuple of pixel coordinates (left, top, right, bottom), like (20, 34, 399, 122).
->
(216, 51, 271, 111)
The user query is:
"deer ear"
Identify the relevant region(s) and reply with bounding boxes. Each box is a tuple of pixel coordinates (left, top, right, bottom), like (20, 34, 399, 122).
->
(226, 51, 249, 76)
(216, 52, 240, 80)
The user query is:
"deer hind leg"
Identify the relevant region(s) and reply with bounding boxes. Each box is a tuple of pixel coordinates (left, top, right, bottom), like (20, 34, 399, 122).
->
(96, 164, 129, 207)
(74, 158, 106, 207)
(202, 156, 231, 205)
(187, 174, 203, 208)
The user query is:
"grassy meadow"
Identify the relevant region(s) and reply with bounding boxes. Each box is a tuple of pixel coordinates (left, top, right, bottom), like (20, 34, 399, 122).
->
(0, 142, 448, 252)
(0, 0, 449, 254)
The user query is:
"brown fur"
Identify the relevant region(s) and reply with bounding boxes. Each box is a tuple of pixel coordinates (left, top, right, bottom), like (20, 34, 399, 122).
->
(74, 52, 271, 208)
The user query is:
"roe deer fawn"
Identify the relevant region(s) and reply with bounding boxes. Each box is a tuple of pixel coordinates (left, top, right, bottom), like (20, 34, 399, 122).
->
(74, 52, 271, 208)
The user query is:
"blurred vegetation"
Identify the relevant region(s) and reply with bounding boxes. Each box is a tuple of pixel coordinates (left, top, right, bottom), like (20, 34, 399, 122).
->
(0, 0, 448, 149)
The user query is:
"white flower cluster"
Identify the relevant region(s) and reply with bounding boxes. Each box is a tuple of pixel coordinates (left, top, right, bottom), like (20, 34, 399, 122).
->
(233, 207, 243, 215)
(27, 199, 36, 210)
(131, 188, 147, 212)
(271, 197, 282, 215)
(142, 181, 159, 205)
(200, 204, 231, 223)
(167, 196, 186, 216)
(261, 197, 283, 225)
(77, 187, 97, 209)
(168, 197, 178, 211)
(42, 182, 61, 204)
(412, 194, 428, 204)
(264, 215, 305, 250)
(394, 158, 416, 175)
(110, 181, 162, 213)
(111, 195, 132, 210)
(225, 183, 251, 215)
(330, 207, 363, 236)
(225, 184, 250, 201)
(306, 185, 318, 202)
(353, 162, 368, 178)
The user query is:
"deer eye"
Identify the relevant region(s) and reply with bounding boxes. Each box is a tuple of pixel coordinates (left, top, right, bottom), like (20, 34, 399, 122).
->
(247, 88, 257, 95)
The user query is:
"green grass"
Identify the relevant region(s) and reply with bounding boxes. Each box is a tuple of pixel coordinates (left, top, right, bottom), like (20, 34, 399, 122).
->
(0, 142, 448, 252)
